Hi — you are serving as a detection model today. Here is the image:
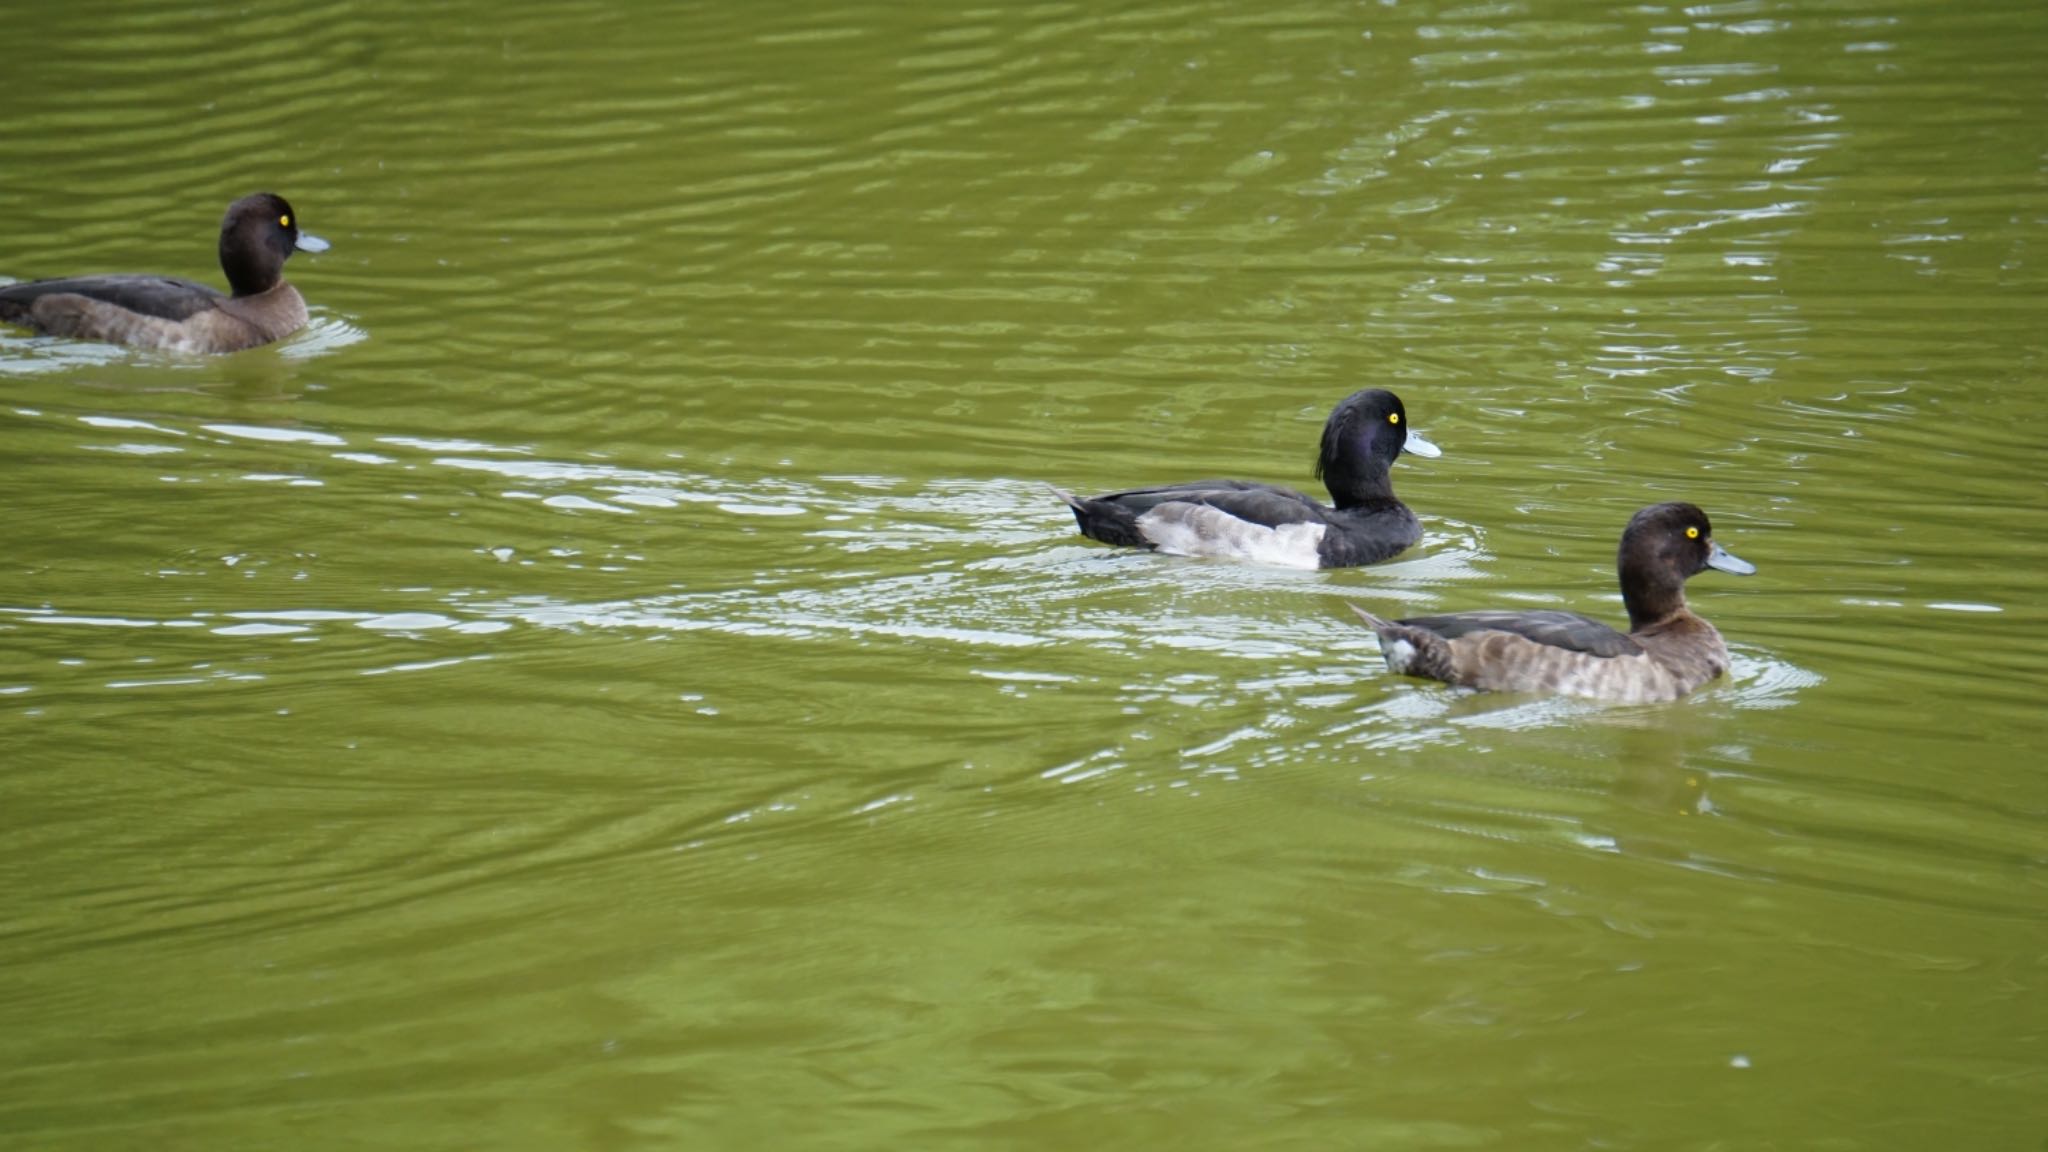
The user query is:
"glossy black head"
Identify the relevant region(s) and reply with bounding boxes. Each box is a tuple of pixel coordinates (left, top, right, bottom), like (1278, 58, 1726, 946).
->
(1618, 501, 1754, 628)
(1313, 388, 1436, 508)
(219, 193, 327, 297)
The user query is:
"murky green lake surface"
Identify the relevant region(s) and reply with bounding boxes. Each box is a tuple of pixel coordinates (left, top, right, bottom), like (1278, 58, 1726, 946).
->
(3, 0, 2044, 1147)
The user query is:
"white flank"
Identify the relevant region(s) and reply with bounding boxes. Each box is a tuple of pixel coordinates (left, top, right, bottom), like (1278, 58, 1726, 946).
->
(1137, 503, 1326, 569)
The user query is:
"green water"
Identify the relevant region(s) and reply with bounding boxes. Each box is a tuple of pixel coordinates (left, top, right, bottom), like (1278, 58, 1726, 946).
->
(3, 0, 2044, 1147)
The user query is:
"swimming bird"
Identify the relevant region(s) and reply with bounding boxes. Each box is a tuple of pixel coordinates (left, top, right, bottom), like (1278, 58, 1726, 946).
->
(1348, 502, 1754, 702)
(0, 192, 328, 353)
(1052, 388, 1441, 569)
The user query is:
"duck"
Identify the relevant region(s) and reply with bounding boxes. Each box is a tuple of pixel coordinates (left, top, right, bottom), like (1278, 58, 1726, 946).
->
(0, 192, 328, 353)
(1348, 501, 1754, 703)
(1052, 388, 1442, 569)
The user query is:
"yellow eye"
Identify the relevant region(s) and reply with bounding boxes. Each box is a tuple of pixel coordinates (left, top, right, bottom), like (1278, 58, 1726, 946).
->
(1686, 526, 1700, 539)
(279, 215, 291, 228)
(1388, 413, 1401, 425)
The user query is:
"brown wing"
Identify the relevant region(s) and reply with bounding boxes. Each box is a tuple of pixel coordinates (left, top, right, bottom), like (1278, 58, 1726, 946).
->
(1396, 609, 1643, 658)
(0, 275, 222, 323)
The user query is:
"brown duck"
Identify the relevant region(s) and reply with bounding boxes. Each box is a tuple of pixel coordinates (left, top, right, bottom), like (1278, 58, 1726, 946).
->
(1349, 502, 1755, 703)
(0, 192, 328, 353)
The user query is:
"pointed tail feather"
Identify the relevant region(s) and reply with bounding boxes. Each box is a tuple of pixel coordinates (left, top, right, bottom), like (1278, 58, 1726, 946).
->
(1346, 602, 1390, 631)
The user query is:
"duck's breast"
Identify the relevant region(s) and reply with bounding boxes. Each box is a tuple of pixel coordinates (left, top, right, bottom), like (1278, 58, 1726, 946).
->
(218, 283, 309, 346)
(1317, 506, 1421, 567)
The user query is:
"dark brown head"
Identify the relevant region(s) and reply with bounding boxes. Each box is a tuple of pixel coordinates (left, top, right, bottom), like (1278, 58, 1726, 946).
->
(1313, 388, 1441, 508)
(218, 193, 328, 297)
(1617, 502, 1754, 630)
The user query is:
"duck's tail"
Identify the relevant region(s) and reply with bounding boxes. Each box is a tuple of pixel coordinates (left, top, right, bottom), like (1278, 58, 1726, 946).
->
(1346, 602, 1456, 681)
(1048, 485, 1151, 548)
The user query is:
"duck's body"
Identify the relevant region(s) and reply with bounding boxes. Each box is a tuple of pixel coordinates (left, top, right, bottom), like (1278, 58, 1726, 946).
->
(0, 274, 309, 353)
(1055, 389, 1440, 570)
(0, 193, 327, 353)
(1351, 502, 1754, 703)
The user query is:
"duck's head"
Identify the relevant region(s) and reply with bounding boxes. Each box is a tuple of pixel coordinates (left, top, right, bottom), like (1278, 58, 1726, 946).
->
(219, 192, 328, 297)
(1314, 388, 1440, 504)
(1618, 501, 1754, 628)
